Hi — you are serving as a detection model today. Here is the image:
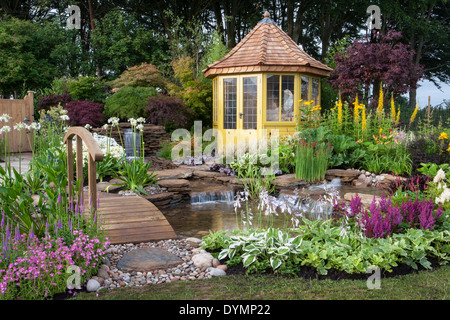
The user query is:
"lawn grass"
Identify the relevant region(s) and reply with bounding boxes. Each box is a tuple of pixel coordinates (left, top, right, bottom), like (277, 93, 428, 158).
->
(71, 265, 449, 301)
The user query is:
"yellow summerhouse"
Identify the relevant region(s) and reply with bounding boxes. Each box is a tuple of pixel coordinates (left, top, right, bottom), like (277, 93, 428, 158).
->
(202, 12, 332, 151)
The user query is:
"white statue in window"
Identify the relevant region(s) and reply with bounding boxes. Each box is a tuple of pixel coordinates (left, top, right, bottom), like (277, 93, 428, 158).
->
(283, 89, 294, 121)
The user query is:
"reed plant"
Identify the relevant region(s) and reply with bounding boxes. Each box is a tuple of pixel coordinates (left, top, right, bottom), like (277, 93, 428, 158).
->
(294, 127, 331, 183)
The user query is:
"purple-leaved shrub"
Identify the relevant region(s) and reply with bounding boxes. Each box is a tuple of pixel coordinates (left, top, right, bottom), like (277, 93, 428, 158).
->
(65, 100, 105, 128)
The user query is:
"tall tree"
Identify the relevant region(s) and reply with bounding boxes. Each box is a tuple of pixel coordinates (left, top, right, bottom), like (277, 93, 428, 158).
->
(380, 0, 450, 108)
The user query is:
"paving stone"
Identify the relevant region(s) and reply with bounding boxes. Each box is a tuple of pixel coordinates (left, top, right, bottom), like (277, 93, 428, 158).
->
(117, 247, 183, 272)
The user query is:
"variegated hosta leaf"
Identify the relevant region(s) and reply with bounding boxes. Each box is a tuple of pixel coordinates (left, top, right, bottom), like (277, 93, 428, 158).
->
(270, 257, 282, 270)
(218, 249, 229, 261)
(242, 254, 257, 267)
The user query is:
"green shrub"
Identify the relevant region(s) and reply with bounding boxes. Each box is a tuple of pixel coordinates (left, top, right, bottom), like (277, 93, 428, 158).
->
(66, 76, 109, 104)
(104, 86, 158, 120)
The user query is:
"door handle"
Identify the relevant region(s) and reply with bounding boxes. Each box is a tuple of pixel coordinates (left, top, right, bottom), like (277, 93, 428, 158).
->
(239, 113, 243, 119)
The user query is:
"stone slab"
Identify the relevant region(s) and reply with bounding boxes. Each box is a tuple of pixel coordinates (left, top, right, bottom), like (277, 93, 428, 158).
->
(117, 247, 183, 272)
(325, 169, 360, 182)
(157, 179, 190, 188)
(154, 168, 193, 180)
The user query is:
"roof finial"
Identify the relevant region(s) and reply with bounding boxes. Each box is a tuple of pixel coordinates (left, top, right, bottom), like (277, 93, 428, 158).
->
(264, 11, 270, 19)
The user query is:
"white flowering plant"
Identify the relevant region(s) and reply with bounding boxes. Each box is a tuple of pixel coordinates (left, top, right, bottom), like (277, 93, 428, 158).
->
(76, 133, 125, 182)
(426, 167, 450, 211)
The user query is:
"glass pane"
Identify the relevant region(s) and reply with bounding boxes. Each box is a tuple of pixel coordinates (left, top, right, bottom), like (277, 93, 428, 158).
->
(312, 78, 320, 107)
(213, 78, 218, 122)
(223, 78, 237, 129)
(243, 77, 258, 130)
(301, 76, 309, 102)
(281, 75, 295, 122)
(266, 75, 279, 121)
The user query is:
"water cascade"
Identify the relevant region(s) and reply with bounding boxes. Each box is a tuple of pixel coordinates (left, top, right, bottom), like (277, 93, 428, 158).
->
(190, 190, 235, 205)
(123, 129, 141, 159)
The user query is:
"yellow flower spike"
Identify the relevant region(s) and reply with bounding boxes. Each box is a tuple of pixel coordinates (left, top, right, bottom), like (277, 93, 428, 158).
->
(353, 95, 360, 123)
(361, 107, 367, 132)
(337, 93, 343, 126)
(447, 143, 450, 152)
(377, 85, 384, 119)
(439, 132, 448, 140)
(395, 109, 401, 126)
(410, 104, 419, 124)
(390, 93, 396, 123)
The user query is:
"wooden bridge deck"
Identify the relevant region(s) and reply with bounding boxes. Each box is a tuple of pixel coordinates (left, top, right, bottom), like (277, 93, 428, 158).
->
(86, 192, 177, 244)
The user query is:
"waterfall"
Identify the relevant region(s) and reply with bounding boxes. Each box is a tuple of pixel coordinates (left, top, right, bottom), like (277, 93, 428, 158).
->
(190, 190, 235, 205)
(123, 129, 140, 158)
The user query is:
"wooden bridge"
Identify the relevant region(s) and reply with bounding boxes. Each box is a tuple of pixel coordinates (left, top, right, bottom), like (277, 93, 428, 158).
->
(64, 127, 177, 245)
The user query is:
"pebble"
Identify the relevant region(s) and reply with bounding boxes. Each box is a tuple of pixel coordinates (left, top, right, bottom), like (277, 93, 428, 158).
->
(92, 238, 227, 291)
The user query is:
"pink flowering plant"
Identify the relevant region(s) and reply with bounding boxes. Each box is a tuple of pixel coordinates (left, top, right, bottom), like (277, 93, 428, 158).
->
(0, 227, 109, 300)
(339, 193, 445, 239)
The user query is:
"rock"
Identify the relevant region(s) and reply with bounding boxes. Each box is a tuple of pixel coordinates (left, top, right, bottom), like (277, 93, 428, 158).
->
(325, 169, 360, 182)
(274, 174, 307, 188)
(92, 276, 104, 286)
(31, 194, 41, 206)
(212, 258, 220, 267)
(214, 176, 240, 185)
(97, 265, 110, 279)
(156, 179, 190, 191)
(193, 170, 226, 178)
(186, 237, 203, 248)
(344, 193, 381, 207)
(207, 267, 226, 277)
(96, 181, 110, 192)
(86, 279, 101, 292)
(154, 169, 193, 180)
(116, 247, 183, 272)
(216, 264, 228, 271)
(352, 174, 372, 187)
(191, 252, 214, 268)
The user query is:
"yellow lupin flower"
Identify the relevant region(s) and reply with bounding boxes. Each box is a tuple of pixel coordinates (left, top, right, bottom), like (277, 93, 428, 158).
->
(377, 85, 384, 119)
(395, 109, 401, 126)
(410, 104, 419, 124)
(390, 93, 396, 123)
(361, 107, 367, 132)
(353, 95, 360, 123)
(439, 132, 448, 140)
(337, 93, 343, 126)
(447, 143, 450, 152)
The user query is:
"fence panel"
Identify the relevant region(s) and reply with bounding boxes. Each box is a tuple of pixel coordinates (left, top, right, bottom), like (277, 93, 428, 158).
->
(0, 91, 34, 153)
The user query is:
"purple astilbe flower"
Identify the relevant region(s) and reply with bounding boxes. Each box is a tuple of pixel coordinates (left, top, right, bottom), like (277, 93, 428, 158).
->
(419, 199, 436, 230)
(348, 195, 362, 217)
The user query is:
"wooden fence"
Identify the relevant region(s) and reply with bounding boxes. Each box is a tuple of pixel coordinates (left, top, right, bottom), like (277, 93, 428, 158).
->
(0, 91, 34, 153)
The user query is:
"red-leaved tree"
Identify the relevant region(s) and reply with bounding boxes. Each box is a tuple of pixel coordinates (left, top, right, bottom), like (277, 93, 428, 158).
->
(328, 30, 423, 108)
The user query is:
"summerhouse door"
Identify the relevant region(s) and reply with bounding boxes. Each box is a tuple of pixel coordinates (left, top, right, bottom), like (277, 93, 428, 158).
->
(222, 75, 261, 156)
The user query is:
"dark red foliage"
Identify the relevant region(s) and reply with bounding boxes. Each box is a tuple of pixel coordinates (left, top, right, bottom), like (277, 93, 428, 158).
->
(328, 30, 423, 107)
(37, 93, 72, 112)
(146, 94, 193, 130)
(64, 100, 105, 127)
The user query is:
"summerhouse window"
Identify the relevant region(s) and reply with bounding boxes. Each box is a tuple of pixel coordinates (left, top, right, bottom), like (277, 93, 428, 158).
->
(223, 78, 237, 129)
(243, 77, 258, 130)
(266, 75, 295, 122)
(312, 78, 320, 106)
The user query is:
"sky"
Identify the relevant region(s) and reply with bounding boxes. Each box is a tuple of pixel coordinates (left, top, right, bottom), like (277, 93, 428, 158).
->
(415, 80, 450, 109)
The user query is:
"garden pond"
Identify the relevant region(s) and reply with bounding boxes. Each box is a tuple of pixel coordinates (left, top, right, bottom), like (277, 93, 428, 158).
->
(161, 179, 386, 237)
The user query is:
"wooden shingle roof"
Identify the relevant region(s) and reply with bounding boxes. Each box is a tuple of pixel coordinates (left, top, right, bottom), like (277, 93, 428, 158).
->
(203, 12, 333, 79)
